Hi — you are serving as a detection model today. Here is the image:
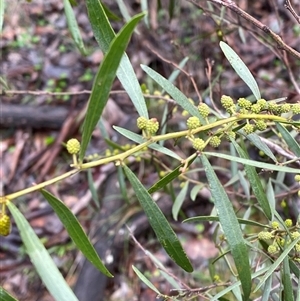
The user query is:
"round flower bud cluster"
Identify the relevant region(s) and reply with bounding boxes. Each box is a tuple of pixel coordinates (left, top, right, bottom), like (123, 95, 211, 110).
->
(198, 103, 210, 117)
(258, 231, 273, 241)
(257, 99, 268, 110)
(284, 219, 293, 228)
(221, 95, 234, 109)
(137, 116, 148, 130)
(294, 175, 300, 182)
(192, 138, 206, 151)
(295, 244, 300, 252)
(255, 120, 267, 131)
(137, 117, 159, 136)
(267, 244, 278, 255)
(237, 98, 252, 109)
(250, 103, 261, 114)
(291, 103, 300, 114)
(209, 136, 221, 147)
(66, 138, 81, 155)
(0, 213, 11, 237)
(226, 131, 236, 140)
(146, 118, 159, 135)
(243, 123, 255, 134)
(291, 231, 300, 240)
(271, 221, 279, 230)
(186, 116, 201, 130)
(280, 103, 291, 113)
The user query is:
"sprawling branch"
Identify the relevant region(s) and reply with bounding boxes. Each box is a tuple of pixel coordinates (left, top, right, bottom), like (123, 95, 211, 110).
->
(189, 0, 300, 60)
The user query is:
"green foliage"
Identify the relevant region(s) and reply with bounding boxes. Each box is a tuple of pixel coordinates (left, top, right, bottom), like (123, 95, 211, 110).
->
(2, 1, 300, 300)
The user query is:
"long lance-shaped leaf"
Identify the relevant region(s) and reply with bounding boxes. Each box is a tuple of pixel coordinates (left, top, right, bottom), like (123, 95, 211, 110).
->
(276, 122, 300, 157)
(282, 256, 294, 301)
(200, 155, 251, 300)
(220, 41, 261, 100)
(41, 189, 113, 277)
(123, 165, 193, 272)
(203, 151, 300, 173)
(231, 139, 272, 220)
(184, 216, 267, 228)
(63, 0, 87, 55)
(0, 287, 18, 301)
(79, 13, 145, 160)
(7, 201, 80, 301)
(140, 65, 204, 122)
(85, 0, 148, 119)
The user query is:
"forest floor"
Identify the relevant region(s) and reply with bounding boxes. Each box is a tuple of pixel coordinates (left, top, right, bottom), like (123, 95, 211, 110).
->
(1, 0, 300, 300)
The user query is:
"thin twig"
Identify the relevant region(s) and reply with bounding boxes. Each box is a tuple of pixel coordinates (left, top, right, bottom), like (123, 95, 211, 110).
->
(188, 0, 300, 60)
(144, 42, 203, 103)
(285, 0, 300, 25)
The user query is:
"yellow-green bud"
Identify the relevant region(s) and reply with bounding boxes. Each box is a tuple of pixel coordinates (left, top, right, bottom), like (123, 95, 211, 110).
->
(251, 103, 261, 113)
(257, 99, 267, 110)
(146, 118, 159, 135)
(284, 219, 293, 228)
(186, 116, 201, 129)
(226, 131, 236, 140)
(237, 98, 252, 109)
(209, 136, 221, 147)
(258, 231, 273, 241)
(243, 123, 254, 134)
(291, 231, 300, 240)
(220, 95, 234, 109)
(294, 175, 300, 182)
(137, 116, 148, 130)
(0, 214, 11, 236)
(280, 103, 291, 113)
(271, 221, 279, 229)
(66, 138, 80, 155)
(267, 244, 278, 254)
(291, 104, 300, 114)
(295, 244, 300, 252)
(198, 103, 210, 117)
(192, 138, 206, 151)
(255, 120, 267, 131)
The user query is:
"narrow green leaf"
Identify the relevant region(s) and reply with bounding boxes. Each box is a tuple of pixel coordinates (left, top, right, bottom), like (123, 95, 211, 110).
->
(246, 133, 277, 162)
(0, 287, 18, 301)
(200, 155, 251, 300)
(113, 126, 182, 160)
(231, 139, 272, 220)
(141, 65, 204, 122)
(203, 151, 300, 173)
(41, 190, 113, 277)
(0, 0, 5, 32)
(276, 122, 300, 157)
(101, 2, 121, 21)
(172, 181, 189, 221)
(7, 202, 79, 301)
(184, 215, 267, 228)
(254, 236, 300, 292)
(132, 265, 161, 295)
(123, 165, 193, 272)
(148, 156, 196, 194)
(79, 13, 145, 160)
(261, 273, 272, 301)
(63, 0, 87, 55)
(116, 0, 131, 22)
(87, 169, 100, 209)
(220, 41, 261, 100)
(86, 0, 148, 118)
(266, 179, 276, 218)
(282, 256, 294, 301)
